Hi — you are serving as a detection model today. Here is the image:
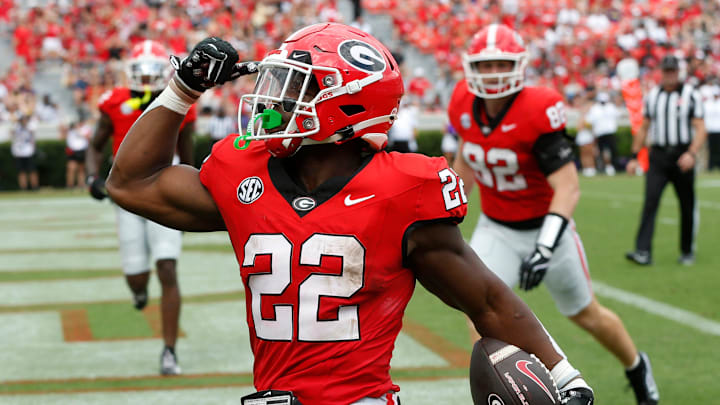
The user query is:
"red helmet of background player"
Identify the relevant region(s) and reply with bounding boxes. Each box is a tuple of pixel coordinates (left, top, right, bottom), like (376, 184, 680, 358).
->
(240, 23, 404, 157)
(462, 24, 528, 99)
(125, 40, 171, 92)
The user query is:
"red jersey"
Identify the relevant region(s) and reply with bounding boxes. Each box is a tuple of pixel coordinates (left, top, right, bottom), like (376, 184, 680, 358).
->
(449, 82, 567, 222)
(199, 140, 467, 404)
(98, 87, 197, 156)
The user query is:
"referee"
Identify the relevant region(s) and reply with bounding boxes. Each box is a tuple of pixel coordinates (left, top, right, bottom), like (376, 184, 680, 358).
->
(626, 55, 707, 266)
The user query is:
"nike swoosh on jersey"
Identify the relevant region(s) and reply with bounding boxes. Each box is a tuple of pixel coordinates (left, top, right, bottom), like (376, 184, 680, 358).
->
(344, 194, 376, 206)
(501, 123, 517, 132)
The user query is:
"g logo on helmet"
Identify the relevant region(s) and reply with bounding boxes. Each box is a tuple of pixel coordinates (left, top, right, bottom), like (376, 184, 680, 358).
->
(338, 40, 386, 73)
(487, 394, 505, 405)
(237, 177, 264, 204)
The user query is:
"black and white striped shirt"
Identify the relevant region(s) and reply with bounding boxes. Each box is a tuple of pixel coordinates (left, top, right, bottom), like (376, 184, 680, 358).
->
(643, 83, 703, 146)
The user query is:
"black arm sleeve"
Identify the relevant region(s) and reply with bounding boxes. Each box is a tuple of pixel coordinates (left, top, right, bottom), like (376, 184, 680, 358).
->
(532, 130, 575, 176)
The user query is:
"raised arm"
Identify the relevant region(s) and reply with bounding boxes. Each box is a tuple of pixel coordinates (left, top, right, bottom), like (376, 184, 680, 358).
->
(106, 37, 257, 231)
(106, 105, 224, 231)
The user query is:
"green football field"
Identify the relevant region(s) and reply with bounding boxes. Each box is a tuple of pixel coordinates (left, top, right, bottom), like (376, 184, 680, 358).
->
(1, 173, 719, 404)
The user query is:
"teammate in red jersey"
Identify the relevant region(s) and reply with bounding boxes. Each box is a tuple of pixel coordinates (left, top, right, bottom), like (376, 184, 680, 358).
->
(450, 23, 659, 405)
(85, 40, 196, 375)
(106, 24, 594, 404)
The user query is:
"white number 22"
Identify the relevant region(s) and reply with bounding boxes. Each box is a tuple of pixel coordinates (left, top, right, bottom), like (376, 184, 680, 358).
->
(243, 233, 365, 342)
(438, 168, 468, 210)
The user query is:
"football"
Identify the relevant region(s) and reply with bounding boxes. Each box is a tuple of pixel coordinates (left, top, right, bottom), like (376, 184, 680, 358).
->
(470, 337, 561, 405)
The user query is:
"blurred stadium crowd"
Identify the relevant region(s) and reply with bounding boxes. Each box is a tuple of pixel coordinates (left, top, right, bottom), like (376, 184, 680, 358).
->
(0, 0, 719, 150)
(378, 0, 720, 102)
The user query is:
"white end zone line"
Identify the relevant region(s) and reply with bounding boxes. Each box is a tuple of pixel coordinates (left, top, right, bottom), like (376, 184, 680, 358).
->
(593, 281, 720, 336)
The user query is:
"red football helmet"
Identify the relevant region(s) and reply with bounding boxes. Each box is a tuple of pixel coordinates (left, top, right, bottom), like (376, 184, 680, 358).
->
(462, 24, 528, 99)
(240, 23, 404, 157)
(125, 40, 171, 92)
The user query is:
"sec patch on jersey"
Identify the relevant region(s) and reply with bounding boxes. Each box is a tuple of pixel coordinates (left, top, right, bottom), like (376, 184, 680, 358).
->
(470, 337, 561, 405)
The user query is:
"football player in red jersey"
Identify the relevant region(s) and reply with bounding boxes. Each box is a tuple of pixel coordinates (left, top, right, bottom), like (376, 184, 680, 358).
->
(105, 24, 594, 404)
(450, 24, 659, 405)
(86, 40, 197, 375)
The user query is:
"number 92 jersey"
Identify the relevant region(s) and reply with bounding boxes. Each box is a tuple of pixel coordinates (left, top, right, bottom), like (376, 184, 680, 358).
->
(449, 80, 571, 223)
(199, 140, 467, 405)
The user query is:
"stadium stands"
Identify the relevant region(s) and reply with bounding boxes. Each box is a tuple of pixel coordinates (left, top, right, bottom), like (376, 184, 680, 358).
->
(0, 0, 718, 139)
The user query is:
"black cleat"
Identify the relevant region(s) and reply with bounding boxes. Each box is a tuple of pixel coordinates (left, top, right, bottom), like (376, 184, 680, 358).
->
(626, 351, 659, 405)
(626, 250, 652, 265)
(133, 291, 148, 310)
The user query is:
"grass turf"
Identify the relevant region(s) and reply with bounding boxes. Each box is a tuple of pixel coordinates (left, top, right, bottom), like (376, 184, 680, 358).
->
(1, 173, 719, 402)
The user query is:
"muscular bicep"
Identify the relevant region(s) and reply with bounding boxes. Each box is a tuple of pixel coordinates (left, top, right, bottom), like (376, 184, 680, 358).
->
(106, 106, 225, 232)
(110, 163, 225, 231)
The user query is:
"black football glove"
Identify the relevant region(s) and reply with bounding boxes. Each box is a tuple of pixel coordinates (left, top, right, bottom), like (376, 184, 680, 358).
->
(520, 212, 568, 291)
(169, 37, 258, 93)
(86, 175, 107, 201)
(560, 387, 594, 404)
(519, 244, 552, 291)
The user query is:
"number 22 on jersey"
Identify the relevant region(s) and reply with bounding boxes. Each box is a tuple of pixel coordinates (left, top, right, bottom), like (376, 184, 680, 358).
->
(438, 168, 468, 210)
(243, 233, 365, 342)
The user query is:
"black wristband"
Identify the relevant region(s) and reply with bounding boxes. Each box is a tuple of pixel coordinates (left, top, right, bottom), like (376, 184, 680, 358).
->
(631, 152, 638, 159)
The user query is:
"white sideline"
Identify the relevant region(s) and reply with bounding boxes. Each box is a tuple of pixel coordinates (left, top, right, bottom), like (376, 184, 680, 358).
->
(593, 281, 720, 336)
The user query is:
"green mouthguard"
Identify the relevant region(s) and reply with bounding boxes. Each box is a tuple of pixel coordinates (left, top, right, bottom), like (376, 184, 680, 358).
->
(234, 109, 284, 150)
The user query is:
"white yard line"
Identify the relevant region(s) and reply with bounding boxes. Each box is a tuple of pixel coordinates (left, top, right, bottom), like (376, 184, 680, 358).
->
(593, 281, 720, 336)
(582, 190, 720, 210)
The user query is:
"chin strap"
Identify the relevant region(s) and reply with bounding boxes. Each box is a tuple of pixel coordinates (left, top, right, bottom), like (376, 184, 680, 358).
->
(298, 113, 395, 149)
